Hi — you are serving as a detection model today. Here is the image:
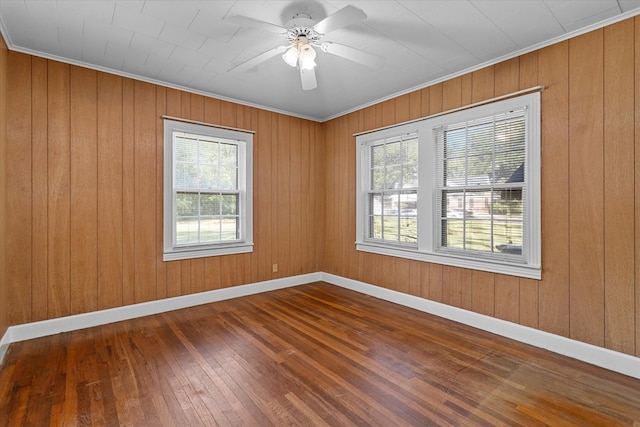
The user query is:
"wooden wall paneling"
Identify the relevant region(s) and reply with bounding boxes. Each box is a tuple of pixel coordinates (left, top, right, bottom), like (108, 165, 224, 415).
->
(0, 36, 6, 335)
(409, 90, 422, 120)
(289, 117, 303, 276)
(471, 66, 495, 103)
(323, 120, 336, 274)
(338, 116, 352, 278)
(313, 122, 325, 272)
(395, 93, 410, 123)
(155, 86, 167, 300)
(346, 113, 360, 279)
(133, 81, 157, 303)
(97, 73, 124, 310)
(430, 84, 443, 117)
(189, 94, 205, 294)
(6, 52, 32, 324)
(394, 258, 411, 294)
(70, 66, 98, 315)
(270, 111, 280, 278)
(256, 109, 273, 282)
(164, 88, 183, 297)
(420, 87, 430, 117)
(47, 60, 71, 319)
(494, 58, 520, 96)
(442, 266, 462, 308)
(460, 269, 474, 311)
(409, 260, 422, 297)
(519, 278, 539, 328)
(471, 270, 495, 316)
(494, 274, 519, 324)
(121, 79, 135, 306)
(417, 262, 430, 298)
(31, 56, 49, 321)
(380, 99, 396, 128)
(276, 114, 291, 279)
(428, 264, 443, 303)
(461, 74, 472, 106)
(636, 15, 640, 358)
(442, 77, 462, 110)
(300, 120, 312, 275)
(517, 51, 541, 329)
(238, 105, 256, 283)
(537, 42, 570, 337)
(603, 20, 635, 354)
(569, 30, 605, 346)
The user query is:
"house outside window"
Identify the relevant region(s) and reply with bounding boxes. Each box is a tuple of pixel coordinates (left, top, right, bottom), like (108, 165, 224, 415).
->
(163, 119, 253, 261)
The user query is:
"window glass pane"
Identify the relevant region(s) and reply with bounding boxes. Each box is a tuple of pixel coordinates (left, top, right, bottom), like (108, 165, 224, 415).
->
(200, 193, 220, 216)
(175, 163, 198, 188)
(371, 215, 383, 239)
(199, 217, 220, 242)
(199, 165, 218, 189)
(221, 217, 239, 240)
(220, 143, 237, 166)
(175, 135, 198, 162)
(385, 165, 402, 190)
(199, 140, 218, 165)
(371, 166, 384, 190)
(219, 166, 238, 190)
(176, 218, 199, 245)
(176, 192, 198, 217)
(221, 194, 238, 215)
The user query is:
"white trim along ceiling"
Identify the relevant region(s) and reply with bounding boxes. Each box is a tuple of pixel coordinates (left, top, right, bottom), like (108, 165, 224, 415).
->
(1, 1, 640, 122)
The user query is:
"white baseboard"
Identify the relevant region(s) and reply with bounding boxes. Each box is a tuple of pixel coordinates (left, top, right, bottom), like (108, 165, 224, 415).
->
(0, 272, 321, 364)
(320, 272, 640, 380)
(1, 271, 639, 381)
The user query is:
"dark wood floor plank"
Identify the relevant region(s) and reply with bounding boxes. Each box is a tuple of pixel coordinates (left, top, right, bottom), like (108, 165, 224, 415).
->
(2, 281, 640, 426)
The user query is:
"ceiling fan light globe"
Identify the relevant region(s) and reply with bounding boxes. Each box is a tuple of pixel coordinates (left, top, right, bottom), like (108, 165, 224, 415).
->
(298, 44, 317, 69)
(282, 46, 298, 67)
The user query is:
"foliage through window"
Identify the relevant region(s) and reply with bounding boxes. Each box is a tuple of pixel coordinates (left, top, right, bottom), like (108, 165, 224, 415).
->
(366, 134, 419, 245)
(356, 92, 540, 279)
(164, 119, 253, 261)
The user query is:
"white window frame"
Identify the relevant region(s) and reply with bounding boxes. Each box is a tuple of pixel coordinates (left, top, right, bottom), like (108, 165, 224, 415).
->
(356, 92, 541, 279)
(163, 119, 253, 261)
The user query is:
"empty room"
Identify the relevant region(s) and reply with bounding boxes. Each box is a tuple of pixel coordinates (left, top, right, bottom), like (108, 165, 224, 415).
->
(1, 1, 640, 425)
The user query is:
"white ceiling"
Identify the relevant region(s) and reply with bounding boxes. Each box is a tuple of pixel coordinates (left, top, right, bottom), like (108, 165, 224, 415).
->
(1, 1, 640, 121)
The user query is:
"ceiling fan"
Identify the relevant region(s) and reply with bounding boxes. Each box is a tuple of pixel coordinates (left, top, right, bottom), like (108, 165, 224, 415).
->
(223, 5, 384, 91)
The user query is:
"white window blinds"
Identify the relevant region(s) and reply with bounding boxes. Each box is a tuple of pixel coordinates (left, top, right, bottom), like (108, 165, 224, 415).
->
(434, 109, 528, 261)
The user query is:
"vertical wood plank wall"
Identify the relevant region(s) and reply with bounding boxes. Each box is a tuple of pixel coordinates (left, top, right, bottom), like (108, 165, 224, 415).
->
(322, 17, 640, 358)
(0, 35, 8, 339)
(5, 51, 323, 325)
(3, 17, 640, 361)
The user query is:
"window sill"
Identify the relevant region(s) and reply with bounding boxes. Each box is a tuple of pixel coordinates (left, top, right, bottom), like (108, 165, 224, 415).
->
(356, 242, 541, 280)
(163, 243, 253, 261)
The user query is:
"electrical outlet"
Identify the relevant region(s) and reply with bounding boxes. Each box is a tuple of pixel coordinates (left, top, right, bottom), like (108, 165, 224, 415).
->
(272, 264, 278, 273)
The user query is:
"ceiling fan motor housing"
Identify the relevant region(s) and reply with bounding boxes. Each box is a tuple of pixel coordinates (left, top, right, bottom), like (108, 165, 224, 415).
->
(284, 13, 323, 43)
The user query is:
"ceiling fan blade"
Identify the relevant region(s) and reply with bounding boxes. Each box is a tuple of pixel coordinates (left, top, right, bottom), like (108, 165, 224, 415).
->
(229, 45, 288, 73)
(300, 67, 317, 91)
(223, 14, 287, 34)
(313, 5, 366, 35)
(320, 42, 385, 69)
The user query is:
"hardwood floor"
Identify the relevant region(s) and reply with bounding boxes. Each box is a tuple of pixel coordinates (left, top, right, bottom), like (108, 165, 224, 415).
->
(1, 282, 640, 426)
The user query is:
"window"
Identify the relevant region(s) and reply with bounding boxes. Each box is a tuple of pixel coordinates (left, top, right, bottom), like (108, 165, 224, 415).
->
(356, 92, 540, 279)
(163, 119, 253, 261)
(365, 133, 419, 246)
